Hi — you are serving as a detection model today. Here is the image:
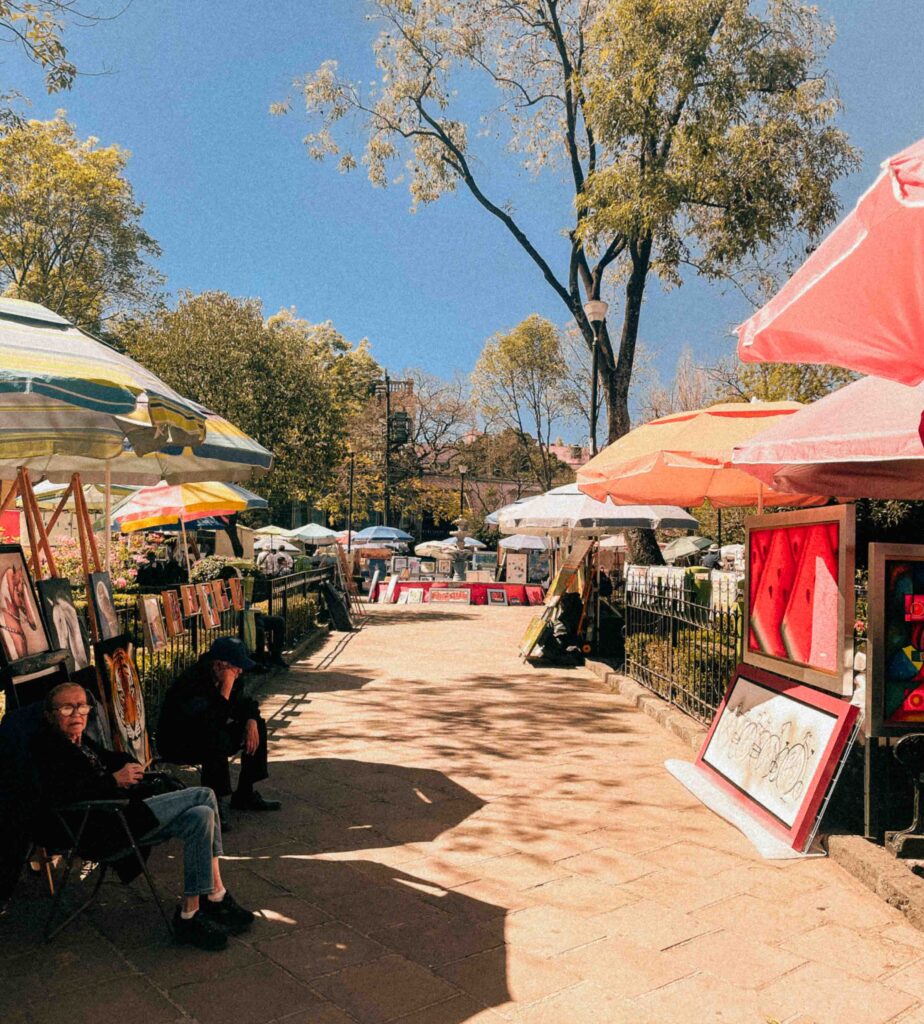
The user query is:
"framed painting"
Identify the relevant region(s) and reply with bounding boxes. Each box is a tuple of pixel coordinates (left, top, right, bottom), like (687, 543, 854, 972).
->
(487, 588, 509, 606)
(391, 556, 409, 574)
(89, 571, 121, 641)
(744, 504, 855, 696)
(866, 543, 924, 736)
(0, 545, 51, 664)
(180, 583, 199, 616)
(210, 579, 231, 613)
(228, 577, 244, 612)
(436, 559, 452, 577)
(525, 586, 546, 606)
(161, 589, 187, 638)
(137, 594, 168, 653)
(505, 552, 528, 585)
(397, 589, 411, 604)
(406, 587, 424, 604)
(697, 664, 859, 852)
(37, 577, 89, 671)
(429, 588, 471, 605)
(94, 634, 151, 767)
(197, 583, 220, 629)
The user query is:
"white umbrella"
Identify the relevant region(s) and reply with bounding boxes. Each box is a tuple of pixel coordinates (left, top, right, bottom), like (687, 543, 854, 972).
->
(498, 534, 553, 551)
(254, 537, 299, 552)
(497, 483, 698, 536)
(289, 522, 339, 545)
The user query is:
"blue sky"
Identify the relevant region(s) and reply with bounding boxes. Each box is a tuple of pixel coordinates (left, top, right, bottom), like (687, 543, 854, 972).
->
(5, 1, 924, 430)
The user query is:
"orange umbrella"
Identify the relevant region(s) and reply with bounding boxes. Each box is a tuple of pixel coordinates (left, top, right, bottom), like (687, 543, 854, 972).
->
(737, 138, 924, 385)
(577, 401, 824, 509)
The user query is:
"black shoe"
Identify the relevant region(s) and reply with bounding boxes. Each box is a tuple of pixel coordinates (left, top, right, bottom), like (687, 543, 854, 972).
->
(270, 657, 289, 671)
(230, 790, 282, 811)
(200, 891, 255, 934)
(172, 908, 228, 950)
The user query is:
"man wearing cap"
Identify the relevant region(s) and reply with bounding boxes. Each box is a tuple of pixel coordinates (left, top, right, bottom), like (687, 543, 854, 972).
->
(156, 637, 281, 828)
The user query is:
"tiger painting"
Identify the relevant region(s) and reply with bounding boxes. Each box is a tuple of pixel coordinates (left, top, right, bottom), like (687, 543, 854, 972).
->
(102, 641, 151, 766)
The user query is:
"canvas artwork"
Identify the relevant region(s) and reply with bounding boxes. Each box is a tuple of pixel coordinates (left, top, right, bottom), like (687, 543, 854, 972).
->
(508, 594, 523, 606)
(138, 595, 168, 653)
(95, 634, 151, 766)
(211, 579, 231, 613)
(391, 556, 409, 573)
(406, 588, 424, 604)
(436, 559, 452, 577)
(487, 588, 509, 606)
(228, 577, 244, 612)
(745, 506, 854, 695)
(525, 586, 546, 606)
(161, 589, 187, 638)
(37, 578, 90, 670)
(505, 552, 528, 585)
(89, 571, 121, 641)
(697, 665, 858, 851)
(429, 588, 471, 604)
(397, 590, 411, 604)
(180, 584, 199, 616)
(0, 545, 51, 664)
(197, 583, 220, 628)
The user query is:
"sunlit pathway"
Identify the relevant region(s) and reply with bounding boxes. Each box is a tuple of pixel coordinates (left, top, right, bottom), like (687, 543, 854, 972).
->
(4, 604, 924, 1024)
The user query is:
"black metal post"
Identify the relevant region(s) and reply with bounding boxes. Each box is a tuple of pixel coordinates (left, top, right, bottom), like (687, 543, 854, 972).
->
(716, 508, 722, 548)
(384, 372, 391, 528)
(589, 322, 600, 456)
(459, 471, 466, 517)
(347, 451, 355, 554)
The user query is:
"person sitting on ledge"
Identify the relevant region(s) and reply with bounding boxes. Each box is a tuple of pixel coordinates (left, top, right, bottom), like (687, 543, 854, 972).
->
(33, 682, 253, 951)
(156, 637, 281, 830)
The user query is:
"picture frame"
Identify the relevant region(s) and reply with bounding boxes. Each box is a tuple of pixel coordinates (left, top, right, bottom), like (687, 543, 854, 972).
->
(197, 583, 220, 629)
(391, 556, 409, 573)
(406, 587, 424, 604)
(696, 664, 859, 852)
(505, 552, 528, 585)
(137, 594, 168, 653)
(89, 571, 121, 641)
(743, 504, 855, 696)
(525, 586, 546, 606)
(180, 583, 199, 616)
(866, 543, 924, 736)
(37, 577, 90, 671)
(436, 558, 452, 577)
(397, 589, 410, 604)
(161, 589, 187, 638)
(429, 588, 471, 605)
(94, 634, 152, 767)
(210, 579, 231, 612)
(0, 544, 51, 664)
(487, 588, 509, 606)
(228, 577, 244, 612)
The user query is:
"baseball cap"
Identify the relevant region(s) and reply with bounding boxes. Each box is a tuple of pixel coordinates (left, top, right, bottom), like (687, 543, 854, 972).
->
(209, 636, 257, 671)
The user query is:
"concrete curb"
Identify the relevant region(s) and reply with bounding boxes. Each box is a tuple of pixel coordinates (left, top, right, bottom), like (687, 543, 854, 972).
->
(584, 658, 924, 933)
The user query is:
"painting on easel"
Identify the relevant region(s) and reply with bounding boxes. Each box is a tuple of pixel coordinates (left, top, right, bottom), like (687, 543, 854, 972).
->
(0, 545, 51, 662)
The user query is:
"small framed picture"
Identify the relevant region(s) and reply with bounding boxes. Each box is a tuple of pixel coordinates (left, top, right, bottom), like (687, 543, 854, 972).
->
(89, 571, 121, 641)
(211, 579, 231, 612)
(37, 577, 89, 671)
(180, 584, 199, 616)
(161, 589, 187, 637)
(487, 588, 509, 606)
(137, 594, 168, 653)
(397, 590, 411, 604)
(228, 577, 244, 612)
(0, 545, 51, 664)
(197, 583, 220, 628)
(406, 588, 424, 604)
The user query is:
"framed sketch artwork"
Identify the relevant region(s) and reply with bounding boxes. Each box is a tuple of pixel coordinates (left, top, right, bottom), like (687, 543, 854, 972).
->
(211, 579, 231, 613)
(180, 584, 199, 617)
(161, 590, 187, 638)
(37, 577, 90, 671)
(197, 583, 220, 629)
(138, 595, 168, 653)
(89, 571, 121, 641)
(0, 545, 51, 664)
(228, 577, 244, 613)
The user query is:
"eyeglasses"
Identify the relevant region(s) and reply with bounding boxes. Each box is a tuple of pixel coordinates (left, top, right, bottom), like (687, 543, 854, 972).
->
(54, 703, 92, 717)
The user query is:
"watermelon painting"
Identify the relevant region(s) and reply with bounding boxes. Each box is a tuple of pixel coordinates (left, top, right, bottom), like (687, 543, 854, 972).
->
(750, 527, 804, 658)
(780, 524, 840, 670)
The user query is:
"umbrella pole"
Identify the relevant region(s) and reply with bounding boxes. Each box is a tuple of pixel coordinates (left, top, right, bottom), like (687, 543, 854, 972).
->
(717, 508, 722, 548)
(104, 462, 112, 573)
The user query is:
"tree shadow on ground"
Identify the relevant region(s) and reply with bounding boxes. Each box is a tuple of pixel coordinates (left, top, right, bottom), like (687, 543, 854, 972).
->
(0, 757, 509, 1024)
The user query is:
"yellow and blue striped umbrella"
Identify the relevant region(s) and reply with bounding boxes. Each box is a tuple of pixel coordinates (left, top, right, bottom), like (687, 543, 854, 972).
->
(0, 297, 206, 476)
(113, 480, 268, 532)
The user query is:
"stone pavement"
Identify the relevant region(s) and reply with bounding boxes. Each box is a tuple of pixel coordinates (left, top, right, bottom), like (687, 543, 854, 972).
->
(4, 604, 924, 1024)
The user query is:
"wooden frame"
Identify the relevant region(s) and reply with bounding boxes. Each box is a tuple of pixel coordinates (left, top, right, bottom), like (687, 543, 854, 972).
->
(180, 584, 199, 616)
(197, 583, 220, 628)
(94, 634, 152, 767)
(0, 543, 51, 664)
(697, 664, 859, 852)
(228, 577, 244, 612)
(743, 504, 855, 697)
(161, 589, 187, 639)
(210, 579, 231, 613)
(137, 594, 168, 653)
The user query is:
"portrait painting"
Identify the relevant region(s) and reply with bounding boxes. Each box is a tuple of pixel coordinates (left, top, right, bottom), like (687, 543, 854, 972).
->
(37, 577, 90, 671)
(95, 634, 151, 766)
(228, 577, 244, 612)
(180, 584, 199, 616)
(161, 589, 186, 637)
(0, 545, 50, 664)
(138, 595, 168, 652)
(197, 583, 220, 628)
(89, 571, 121, 641)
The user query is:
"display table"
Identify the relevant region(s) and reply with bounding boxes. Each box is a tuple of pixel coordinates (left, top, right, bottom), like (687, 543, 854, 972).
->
(369, 581, 545, 606)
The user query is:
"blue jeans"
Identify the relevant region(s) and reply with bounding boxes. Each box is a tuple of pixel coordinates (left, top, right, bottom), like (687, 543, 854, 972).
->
(140, 787, 223, 897)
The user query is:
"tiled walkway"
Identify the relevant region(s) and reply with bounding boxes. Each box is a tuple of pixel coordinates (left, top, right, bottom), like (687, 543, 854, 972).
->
(3, 604, 924, 1024)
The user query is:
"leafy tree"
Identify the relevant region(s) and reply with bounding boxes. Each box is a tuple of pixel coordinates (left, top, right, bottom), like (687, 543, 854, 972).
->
(0, 114, 161, 329)
(278, 0, 856, 446)
(120, 292, 371, 505)
(459, 427, 568, 503)
(638, 347, 717, 423)
(472, 314, 570, 491)
(710, 360, 857, 404)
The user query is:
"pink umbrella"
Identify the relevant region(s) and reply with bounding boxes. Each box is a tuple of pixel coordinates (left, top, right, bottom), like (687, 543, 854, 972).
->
(732, 375, 924, 499)
(737, 138, 924, 385)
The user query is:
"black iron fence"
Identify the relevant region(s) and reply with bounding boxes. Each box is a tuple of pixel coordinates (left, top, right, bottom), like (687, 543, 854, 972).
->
(623, 571, 742, 724)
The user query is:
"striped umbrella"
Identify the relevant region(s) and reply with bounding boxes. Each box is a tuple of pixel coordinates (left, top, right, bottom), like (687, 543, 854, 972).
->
(113, 480, 267, 533)
(0, 297, 206, 476)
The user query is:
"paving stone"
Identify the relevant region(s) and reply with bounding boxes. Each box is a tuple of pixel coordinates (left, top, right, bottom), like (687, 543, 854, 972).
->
(781, 922, 920, 981)
(169, 960, 318, 1024)
(29, 974, 180, 1024)
(256, 920, 388, 980)
(553, 933, 698, 998)
(632, 971, 772, 1024)
(504, 905, 612, 956)
(665, 927, 807, 988)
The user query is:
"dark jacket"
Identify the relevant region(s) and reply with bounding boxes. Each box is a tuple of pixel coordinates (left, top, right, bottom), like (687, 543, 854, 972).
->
(156, 655, 260, 766)
(31, 723, 159, 866)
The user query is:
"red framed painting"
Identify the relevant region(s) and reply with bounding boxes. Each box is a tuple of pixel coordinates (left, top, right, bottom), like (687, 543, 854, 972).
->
(696, 664, 859, 852)
(744, 504, 855, 696)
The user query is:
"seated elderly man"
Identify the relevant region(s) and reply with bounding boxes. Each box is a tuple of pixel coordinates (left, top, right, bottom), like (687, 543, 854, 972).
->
(156, 637, 281, 830)
(33, 682, 253, 951)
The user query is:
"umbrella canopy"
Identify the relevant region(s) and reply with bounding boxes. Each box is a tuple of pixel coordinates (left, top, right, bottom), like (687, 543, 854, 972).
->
(661, 536, 712, 563)
(255, 525, 292, 537)
(737, 138, 924, 386)
(254, 537, 299, 552)
(113, 480, 267, 533)
(0, 298, 206, 476)
(354, 526, 414, 543)
(288, 522, 339, 545)
(415, 541, 449, 558)
(28, 479, 138, 512)
(498, 483, 698, 536)
(732, 375, 924, 499)
(485, 497, 532, 526)
(498, 534, 552, 551)
(577, 402, 824, 509)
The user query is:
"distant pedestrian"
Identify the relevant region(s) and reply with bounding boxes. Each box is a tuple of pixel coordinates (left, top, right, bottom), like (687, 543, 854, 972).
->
(701, 544, 721, 569)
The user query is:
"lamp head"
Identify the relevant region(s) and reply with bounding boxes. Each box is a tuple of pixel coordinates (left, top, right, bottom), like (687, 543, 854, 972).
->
(583, 299, 609, 324)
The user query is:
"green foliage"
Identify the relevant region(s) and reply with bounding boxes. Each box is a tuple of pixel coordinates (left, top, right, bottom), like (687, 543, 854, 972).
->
(712, 360, 858, 404)
(0, 114, 162, 330)
(189, 555, 262, 584)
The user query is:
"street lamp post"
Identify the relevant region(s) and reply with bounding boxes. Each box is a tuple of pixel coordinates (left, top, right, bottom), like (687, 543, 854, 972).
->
(583, 299, 609, 456)
(346, 448, 355, 554)
(457, 463, 468, 519)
